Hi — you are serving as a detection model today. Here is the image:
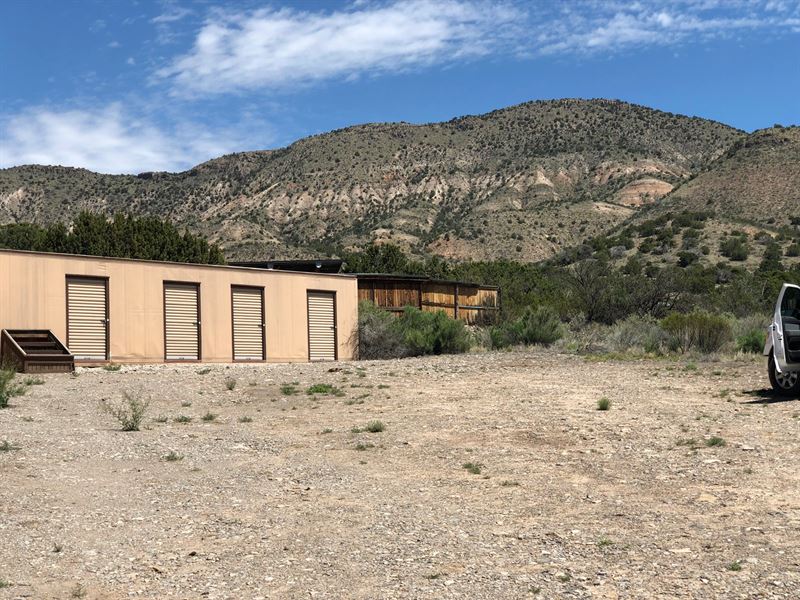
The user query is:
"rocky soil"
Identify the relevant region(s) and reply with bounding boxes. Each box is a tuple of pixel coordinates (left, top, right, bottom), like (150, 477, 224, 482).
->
(1, 350, 799, 599)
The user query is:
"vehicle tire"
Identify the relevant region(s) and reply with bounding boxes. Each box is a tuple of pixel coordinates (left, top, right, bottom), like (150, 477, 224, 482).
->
(768, 354, 800, 397)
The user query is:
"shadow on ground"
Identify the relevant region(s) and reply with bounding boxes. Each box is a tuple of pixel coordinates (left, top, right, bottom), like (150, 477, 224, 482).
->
(741, 388, 799, 404)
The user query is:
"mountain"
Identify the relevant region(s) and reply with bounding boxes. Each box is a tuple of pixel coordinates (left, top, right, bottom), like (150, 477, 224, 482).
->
(653, 126, 800, 227)
(0, 99, 746, 261)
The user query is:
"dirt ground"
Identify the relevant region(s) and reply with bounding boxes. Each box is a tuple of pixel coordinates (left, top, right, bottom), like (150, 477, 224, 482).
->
(1, 350, 799, 599)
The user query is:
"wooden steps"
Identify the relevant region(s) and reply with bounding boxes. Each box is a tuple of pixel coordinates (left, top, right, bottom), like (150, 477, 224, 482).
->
(1, 330, 74, 373)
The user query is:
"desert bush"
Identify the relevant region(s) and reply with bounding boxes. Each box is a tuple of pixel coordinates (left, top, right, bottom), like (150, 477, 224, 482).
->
(490, 305, 563, 348)
(358, 301, 408, 359)
(396, 306, 471, 356)
(605, 315, 667, 354)
(358, 301, 470, 359)
(720, 237, 749, 261)
(101, 390, 150, 431)
(733, 315, 768, 353)
(661, 311, 732, 353)
(0, 369, 26, 408)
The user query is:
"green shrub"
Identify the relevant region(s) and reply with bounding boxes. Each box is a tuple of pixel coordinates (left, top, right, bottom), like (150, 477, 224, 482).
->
(306, 383, 344, 396)
(597, 397, 612, 411)
(605, 315, 666, 354)
(720, 237, 749, 261)
(396, 306, 471, 356)
(733, 315, 768, 354)
(100, 390, 150, 431)
(0, 369, 25, 408)
(358, 301, 471, 359)
(661, 311, 732, 353)
(357, 301, 408, 359)
(490, 305, 563, 348)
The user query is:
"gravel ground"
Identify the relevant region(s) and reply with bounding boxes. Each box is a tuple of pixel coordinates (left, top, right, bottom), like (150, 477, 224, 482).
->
(1, 350, 799, 599)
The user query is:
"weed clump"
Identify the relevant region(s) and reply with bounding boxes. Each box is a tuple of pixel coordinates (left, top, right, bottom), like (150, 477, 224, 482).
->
(596, 397, 612, 411)
(100, 390, 150, 431)
(463, 462, 483, 475)
(306, 383, 344, 396)
(224, 377, 237, 391)
(0, 369, 25, 408)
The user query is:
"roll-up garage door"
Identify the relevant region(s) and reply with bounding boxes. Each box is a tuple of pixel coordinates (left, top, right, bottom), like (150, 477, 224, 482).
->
(307, 291, 337, 361)
(232, 286, 265, 361)
(164, 282, 200, 360)
(66, 277, 108, 360)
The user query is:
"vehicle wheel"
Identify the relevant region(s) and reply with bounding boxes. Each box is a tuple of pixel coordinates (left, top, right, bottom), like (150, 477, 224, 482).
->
(768, 355, 800, 397)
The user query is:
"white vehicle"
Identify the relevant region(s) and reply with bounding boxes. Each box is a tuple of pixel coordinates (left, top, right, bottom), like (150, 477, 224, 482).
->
(764, 283, 800, 396)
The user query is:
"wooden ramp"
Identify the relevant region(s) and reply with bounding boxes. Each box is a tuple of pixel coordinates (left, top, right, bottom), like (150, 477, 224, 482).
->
(1, 330, 74, 373)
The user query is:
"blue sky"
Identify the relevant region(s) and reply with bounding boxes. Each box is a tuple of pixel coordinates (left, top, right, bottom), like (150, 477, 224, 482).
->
(1, 0, 799, 174)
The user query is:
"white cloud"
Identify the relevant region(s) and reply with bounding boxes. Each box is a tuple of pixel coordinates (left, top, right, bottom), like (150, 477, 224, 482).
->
(535, 1, 800, 56)
(158, 0, 522, 95)
(157, 0, 800, 95)
(151, 6, 192, 24)
(0, 104, 261, 174)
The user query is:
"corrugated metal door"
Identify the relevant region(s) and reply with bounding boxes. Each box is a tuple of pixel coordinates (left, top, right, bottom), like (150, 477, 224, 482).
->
(66, 277, 108, 360)
(307, 291, 336, 361)
(232, 286, 265, 361)
(164, 282, 200, 360)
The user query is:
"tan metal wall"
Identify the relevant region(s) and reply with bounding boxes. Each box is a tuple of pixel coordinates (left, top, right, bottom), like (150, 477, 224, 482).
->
(0, 250, 358, 363)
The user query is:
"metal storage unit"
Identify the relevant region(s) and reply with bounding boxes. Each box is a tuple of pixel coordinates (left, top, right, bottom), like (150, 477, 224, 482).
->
(164, 282, 200, 360)
(307, 291, 336, 361)
(66, 276, 108, 360)
(232, 286, 265, 361)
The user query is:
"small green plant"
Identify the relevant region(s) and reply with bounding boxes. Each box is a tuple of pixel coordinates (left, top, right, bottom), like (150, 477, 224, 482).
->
(306, 383, 344, 396)
(557, 573, 571, 583)
(727, 560, 742, 572)
(355, 442, 375, 451)
(23, 376, 44, 386)
(163, 450, 183, 462)
(238, 415, 253, 423)
(0, 440, 19, 452)
(100, 390, 150, 431)
(0, 579, 9, 588)
(364, 420, 385, 433)
(52, 543, 63, 553)
(181, 400, 192, 407)
(153, 415, 168, 423)
(70, 583, 87, 598)
(103, 363, 121, 372)
(321, 427, 333, 434)
(500, 480, 520, 487)
(676, 438, 699, 449)
(202, 412, 217, 422)
(377, 384, 390, 389)
(423, 573, 442, 580)
(224, 377, 237, 391)
(706, 436, 726, 447)
(463, 462, 483, 475)
(0, 369, 26, 408)
(596, 397, 612, 411)
(597, 537, 614, 547)
(280, 383, 299, 395)
(174, 415, 192, 423)
(196, 367, 211, 375)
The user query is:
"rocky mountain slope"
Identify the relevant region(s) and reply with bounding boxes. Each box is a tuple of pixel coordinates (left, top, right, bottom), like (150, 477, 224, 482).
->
(0, 99, 748, 261)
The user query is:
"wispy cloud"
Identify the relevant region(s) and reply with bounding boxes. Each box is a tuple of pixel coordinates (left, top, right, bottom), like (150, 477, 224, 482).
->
(0, 104, 265, 174)
(157, 0, 522, 95)
(158, 0, 800, 96)
(534, 1, 800, 56)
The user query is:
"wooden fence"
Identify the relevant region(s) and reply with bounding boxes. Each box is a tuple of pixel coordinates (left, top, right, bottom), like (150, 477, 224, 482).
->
(357, 276, 500, 325)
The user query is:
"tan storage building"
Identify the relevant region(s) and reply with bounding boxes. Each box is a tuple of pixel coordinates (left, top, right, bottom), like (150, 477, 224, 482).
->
(0, 249, 358, 365)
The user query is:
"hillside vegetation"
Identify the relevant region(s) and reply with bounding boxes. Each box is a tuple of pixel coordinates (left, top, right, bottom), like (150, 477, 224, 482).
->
(0, 99, 743, 260)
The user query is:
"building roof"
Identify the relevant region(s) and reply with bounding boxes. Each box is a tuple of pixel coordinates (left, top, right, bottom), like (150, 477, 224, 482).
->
(355, 272, 499, 290)
(0, 248, 356, 278)
(229, 259, 344, 273)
